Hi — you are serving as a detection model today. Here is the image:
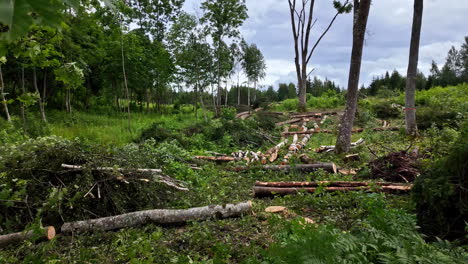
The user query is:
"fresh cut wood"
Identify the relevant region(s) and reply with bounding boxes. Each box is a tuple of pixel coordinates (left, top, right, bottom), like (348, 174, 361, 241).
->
(62, 164, 162, 173)
(0, 226, 55, 248)
(61, 201, 252, 233)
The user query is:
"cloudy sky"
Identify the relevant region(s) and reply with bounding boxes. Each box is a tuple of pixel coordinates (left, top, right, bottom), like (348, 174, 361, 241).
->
(183, 0, 467, 89)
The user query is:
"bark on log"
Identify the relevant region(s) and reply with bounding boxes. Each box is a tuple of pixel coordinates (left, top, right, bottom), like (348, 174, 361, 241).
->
(61, 201, 252, 233)
(291, 111, 337, 119)
(195, 156, 237, 162)
(0, 226, 55, 248)
(231, 163, 338, 173)
(254, 185, 412, 197)
(275, 118, 303, 126)
(255, 181, 412, 187)
(282, 128, 364, 136)
(62, 164, 162, 173)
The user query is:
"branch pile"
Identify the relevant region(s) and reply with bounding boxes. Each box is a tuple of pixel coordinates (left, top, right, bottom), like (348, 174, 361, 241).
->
(368, 150, 420, 182)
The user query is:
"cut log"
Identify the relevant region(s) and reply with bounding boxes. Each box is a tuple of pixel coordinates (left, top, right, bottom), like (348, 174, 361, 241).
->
(291, 111, 337, 119)
(253, 185, 412, 197)
(61, 201, 252, 233)
(231, 163, 338, 173)
(316, 138, 364, 153)
(343, 154, 360, 162)
(0, 226, 55, 248)
(275, 118, 303, 126)
(372, 127, 399, 131)
(62, 164, 162, 173)
(282, 128, 364, 136)
(255, 181, 411, 187)
(195, 156, 237, 162)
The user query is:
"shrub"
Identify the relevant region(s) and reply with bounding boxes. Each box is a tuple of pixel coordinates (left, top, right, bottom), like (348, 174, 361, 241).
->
(417, 106, 461, 130)
(259, 193, 468, 263)
(307, 90, 345, 109)
(412, 122, 468, 241)
(280, 98, 298, 111)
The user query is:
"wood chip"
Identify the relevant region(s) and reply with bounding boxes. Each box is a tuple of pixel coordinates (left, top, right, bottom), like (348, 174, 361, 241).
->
(265, 206, 288, 213)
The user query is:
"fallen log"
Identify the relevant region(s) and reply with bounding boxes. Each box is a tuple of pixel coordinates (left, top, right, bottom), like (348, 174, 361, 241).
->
(0, 226, 55, 248)
(275, 118, 303, 126)
(291, 111, 337, 119)
(253, 185, 412, 197)
(255, 181, 411, 187)
(61, 201, 252, 233)
(372, 127, 399, 131)
(231, 163, 338, 173)
(343, 154, 360, 162)
(62, 164, 162, 173)
(282, 128, 364, 136)
(316, 138, 364, 153)
(195, 156, 237, 162)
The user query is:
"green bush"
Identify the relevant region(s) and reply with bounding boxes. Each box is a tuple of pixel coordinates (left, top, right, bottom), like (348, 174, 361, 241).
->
(259, 193, 468, 263)
(417, 106, 462, 130)
(279, 98, 298, 111)
(307, 90, 345, 109)
(412, 122, 468, 241)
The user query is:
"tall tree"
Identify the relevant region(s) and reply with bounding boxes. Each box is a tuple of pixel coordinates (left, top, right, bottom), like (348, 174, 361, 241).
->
(242, 43, 266, 106)
(288, 0, 351, 111)
(404, 0, 423, 136)
(201, 0, 248, 107)
(0, 57, 11, 121)
(335, 0, 371, 153)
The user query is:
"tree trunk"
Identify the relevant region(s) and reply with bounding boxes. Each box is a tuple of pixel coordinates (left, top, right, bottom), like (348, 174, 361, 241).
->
(0, 226, 55, 248)
(247, 81, 250, 106)
(237, 72, 241, 105)
(61, 201, 252, 233)
(225, 79, 228, 106)
(120, 22, 131, 131)
(33, 67, 47, 122)
(194, 83, 198, 119)
(335, 0, 371, 153)
(20, 66, 25, 123)
(405, 0, 423, 136)
(0, 65, 11, 122)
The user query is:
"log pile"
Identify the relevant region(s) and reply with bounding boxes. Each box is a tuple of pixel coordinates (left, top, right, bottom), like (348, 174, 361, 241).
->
(61, 201, 252, 233)
(253, 181, 413, 197)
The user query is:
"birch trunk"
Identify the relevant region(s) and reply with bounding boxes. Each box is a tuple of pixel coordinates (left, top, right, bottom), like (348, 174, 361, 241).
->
(335, 0, 371, 153)
(33, 67, 47, 122)
(61, 201, 252, 233)
(405, 0, 423, 136)
(0, 65, 11, 122)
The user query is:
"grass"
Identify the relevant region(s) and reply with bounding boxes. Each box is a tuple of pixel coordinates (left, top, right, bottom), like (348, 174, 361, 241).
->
(46, 109, 209, 146)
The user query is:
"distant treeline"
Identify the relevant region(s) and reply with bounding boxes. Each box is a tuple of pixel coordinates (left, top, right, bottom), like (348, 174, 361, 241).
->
(361, 37, 468, 96)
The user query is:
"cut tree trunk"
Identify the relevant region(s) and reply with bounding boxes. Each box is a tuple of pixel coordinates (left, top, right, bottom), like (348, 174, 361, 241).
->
(0, 226, 55, 248)
(231, 163, 338, 173)
(335, 0, 371, 153)
(317, 138, 364, 153)
(195, 156, 238, 162)
(254, 185, 412, 197)
(0, 65, 11, 122)
(405, 0, 423, 136)
(255, 181, 411, 187)
(61, 201, 252, 233)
